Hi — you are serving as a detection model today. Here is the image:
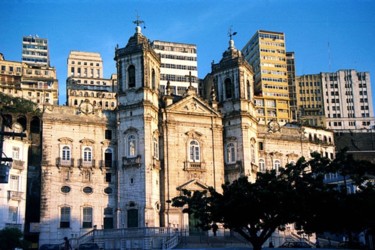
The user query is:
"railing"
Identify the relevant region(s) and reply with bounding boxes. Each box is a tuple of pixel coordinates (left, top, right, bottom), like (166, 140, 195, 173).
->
(184, 161, 206, 172)
(122, 155, 141, 168)
(162, 232, 180, 249)
(78, 159, 96, 168)
(11, 160, 25, 170)
(74, 227, 179, 250)
(8, 190, 23, 201)
(225, 160, 242, 173)
(99, 160, 117, 169)
(5, 223, 22, 230)
(56, 157, 74, 167)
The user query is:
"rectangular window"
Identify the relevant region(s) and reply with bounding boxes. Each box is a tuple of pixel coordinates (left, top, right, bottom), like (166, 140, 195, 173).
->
(82, 207, 93, 228)
(9, 175, 19, 191)
(105, 173, 112, 183)
(105, 130, 112, 140)
(12, 147, 20, 160)
(60, 207, 70, 228)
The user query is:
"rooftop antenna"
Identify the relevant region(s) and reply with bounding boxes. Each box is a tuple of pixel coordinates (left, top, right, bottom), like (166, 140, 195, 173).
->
(328, 42, 331, 71)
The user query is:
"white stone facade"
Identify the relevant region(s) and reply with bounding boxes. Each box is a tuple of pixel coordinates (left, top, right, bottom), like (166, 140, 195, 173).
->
(35, 26, 335, 245)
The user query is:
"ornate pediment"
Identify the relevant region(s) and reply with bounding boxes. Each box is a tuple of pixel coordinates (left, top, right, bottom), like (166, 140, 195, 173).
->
(58, 137, 73, 144)
(79, 138, 95, 145)
(185, 129, 203, 138)
(167, 95, 220, 116)
(177, 179, 209, 192)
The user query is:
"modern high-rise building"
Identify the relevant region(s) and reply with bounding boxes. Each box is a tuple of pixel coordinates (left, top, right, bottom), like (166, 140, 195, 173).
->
(321, 70, 374, 130)
(151, 40, 198, 95)
(242, 30, 290, 125)
(287, 52, 297, 121)
(296, 74, 325, 127)
(296, 70, 374, 130)
(66, 51, 117, 110)
(22, 35, 50, 66)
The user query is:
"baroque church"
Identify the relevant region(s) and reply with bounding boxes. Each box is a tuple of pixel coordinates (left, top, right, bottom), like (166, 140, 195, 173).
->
(31, 24, 335, 245)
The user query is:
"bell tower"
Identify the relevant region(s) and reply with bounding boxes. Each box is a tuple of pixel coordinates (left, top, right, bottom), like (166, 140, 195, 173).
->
(114, 17, 161, 228)
(211, 28, 259, 183)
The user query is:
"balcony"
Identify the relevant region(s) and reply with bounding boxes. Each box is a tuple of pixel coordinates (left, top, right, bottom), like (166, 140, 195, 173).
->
(11, 160, 25, 171)
(78, 159, 96, 168)
(8, 191, 23, 201)
(56, 158, 75, 168)
(225, 160, 243, 173)
(122, 155, 141, 168)
(152, 158, 161, 170)
(99, 160, 117, 169)
(184, 161, 206, 172)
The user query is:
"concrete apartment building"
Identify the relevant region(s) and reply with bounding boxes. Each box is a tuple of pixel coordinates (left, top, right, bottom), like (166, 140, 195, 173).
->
(242, 30, 290, 125)
(151, 40, 198, 95)
(0, 52, 59, 106)
(66, 51, 117, 110)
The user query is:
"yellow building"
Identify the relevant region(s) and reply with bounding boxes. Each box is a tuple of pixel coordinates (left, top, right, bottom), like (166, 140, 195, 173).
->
(0, 53, 59, 106)
(296, 74, 325, 127)
(242, 30, 290, 125)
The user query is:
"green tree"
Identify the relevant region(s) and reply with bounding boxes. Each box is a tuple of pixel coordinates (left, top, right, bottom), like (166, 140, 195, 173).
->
(0, 227, 29, 250)
(173, 155, 331, 250)
(172, 152, 375, 250)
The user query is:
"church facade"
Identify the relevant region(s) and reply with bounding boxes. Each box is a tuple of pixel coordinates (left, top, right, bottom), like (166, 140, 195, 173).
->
(37, 24, 335, 245)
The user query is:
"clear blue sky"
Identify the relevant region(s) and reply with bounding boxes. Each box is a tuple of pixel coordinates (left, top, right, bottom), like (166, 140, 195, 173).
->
(1, 0, 375, 113)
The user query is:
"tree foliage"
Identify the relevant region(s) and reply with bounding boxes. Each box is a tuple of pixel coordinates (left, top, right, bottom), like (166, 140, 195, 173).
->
(172, 151, 375, 250)
(0, 227, 29, 250)
(0, 92, 39, 114)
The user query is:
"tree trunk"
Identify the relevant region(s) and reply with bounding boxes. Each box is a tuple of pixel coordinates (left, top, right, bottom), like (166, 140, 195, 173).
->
(253, 242, 263, 250)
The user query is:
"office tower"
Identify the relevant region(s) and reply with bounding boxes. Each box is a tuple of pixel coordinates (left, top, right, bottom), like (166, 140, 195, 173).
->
(242, 30, 290, 125)
(22, 35, 50, 66)
(296, 70, 374, 130)
(151, 40, 198, 95)
(66, 51, 117, 110)
(296, 74, 325, 127)
(287, 52, 297, 121)
(321, 70, 374, 130)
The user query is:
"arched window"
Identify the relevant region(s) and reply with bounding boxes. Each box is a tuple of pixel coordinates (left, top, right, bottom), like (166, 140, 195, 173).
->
(274, 160, 281, 173)
(225, 78, 232, 99)
(247, 80, 251, 100)
(62, 146, 71, 161)
(226, 142, 236, 163)
(151, 69, 156, 90)
(189, 140, 200, 162)
(259, 159, 265, 172)
(83, 147, 92, 162)
(128, 65, 135, 88)
(74, 99, 78, 105)
(153, 137, 159, 160)
(127, 135, 137, 157)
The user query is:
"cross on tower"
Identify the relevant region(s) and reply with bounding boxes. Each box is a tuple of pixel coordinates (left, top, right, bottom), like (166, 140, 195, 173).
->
(186, 71, 194, 87)
(133, 14, 145, 27)
(228, 26, 237, 40)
